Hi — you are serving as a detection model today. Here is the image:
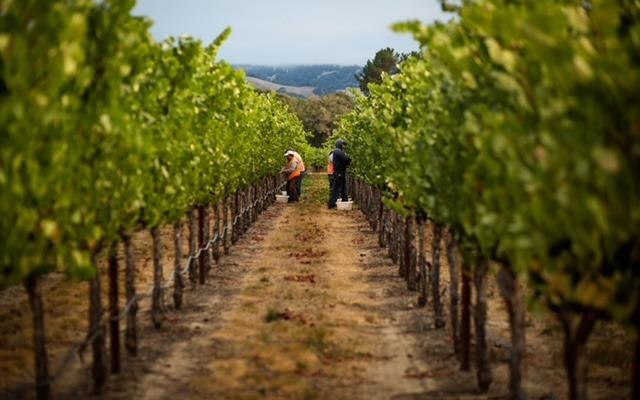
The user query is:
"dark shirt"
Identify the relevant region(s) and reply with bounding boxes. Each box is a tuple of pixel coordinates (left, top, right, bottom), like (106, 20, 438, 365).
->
(332, 148, 351, 173)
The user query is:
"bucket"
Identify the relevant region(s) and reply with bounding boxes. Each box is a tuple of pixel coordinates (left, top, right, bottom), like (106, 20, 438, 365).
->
(336, 200, 353, 210)
(275, 194, 289, 203)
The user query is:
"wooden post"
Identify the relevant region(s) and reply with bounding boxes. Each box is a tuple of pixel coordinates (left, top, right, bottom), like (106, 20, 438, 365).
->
(389, 211, 397, 262)
(223, 198, 230, 255)
(173, 221, 184, 309)
(232, 192, 239, 244)
(386, 208, 393, 251)
(239, 190, 245, 237)
(25, 275, 51, 400)
(151, 227, 165, 329)
(263, 179, 269, 211)
(212, 203, 221, 264)
(396, 213, 403, 271)
(398, 215, 406, 278)
(366, 186, 372, 224)
(108, 243, 120, 374)
(240, 189, 245, 234)
(198, 206, 206, 285)
(497, 264, 526, 400)
(405, 216, 417, 291)
(252, 185, 258, 222)
(372, 188, 377, 225)
(123, 234, 137, 356)
(474, 256, 493, 392)
(461, 263, 471, 371)
(217, 202, 223, 260)
(417, 216, 428, 307)
(245, 189, 251, 232)
(446, 232, 461, 354)
(205, 204, 212, 273)
(378, 199, 386, 248)
(188, 209, 197, 287)
(89, 258, 107, 393)
(431, 223, 445, 328)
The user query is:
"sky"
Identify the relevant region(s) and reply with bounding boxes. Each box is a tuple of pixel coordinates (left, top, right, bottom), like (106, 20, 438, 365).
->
(133, 0, 449, 66)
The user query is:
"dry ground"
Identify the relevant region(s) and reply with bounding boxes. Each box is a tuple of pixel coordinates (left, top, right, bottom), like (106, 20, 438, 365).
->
(0, 173, 634, 399)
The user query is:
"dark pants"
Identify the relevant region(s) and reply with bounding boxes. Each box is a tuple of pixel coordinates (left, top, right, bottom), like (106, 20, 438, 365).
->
(328, 174, 334, 190)
(287, 177, 300, 202)
(328, 172, 348, 208)
(296, 171, 306, 196)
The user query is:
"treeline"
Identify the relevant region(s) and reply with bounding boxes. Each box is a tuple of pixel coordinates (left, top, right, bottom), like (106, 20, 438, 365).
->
(0, 0, 307, 398)
(335, 1, 640, 400)
(278, 92, 355, 148)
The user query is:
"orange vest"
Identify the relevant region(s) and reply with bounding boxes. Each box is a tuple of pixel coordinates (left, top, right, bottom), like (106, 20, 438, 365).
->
(287, 159, 302, 181)
(327, 162, 334, 174)
(293, 154, 305, 172)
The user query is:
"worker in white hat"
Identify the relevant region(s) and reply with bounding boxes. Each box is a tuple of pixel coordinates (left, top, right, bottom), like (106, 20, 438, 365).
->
(285, 148, 306, 197)
(280, 150, 302, 202)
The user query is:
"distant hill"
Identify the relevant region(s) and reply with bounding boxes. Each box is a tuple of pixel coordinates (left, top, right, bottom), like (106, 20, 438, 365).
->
(246, 76, 317, 99)
(237, 65, 361, 96)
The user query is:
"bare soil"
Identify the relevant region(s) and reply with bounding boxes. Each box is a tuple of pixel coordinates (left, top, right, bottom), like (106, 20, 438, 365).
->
(0, 173, 633, 399)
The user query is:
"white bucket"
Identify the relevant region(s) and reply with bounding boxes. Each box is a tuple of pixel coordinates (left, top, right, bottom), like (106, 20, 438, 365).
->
(336, 200, 353, 210)
(275, 194, 289, 203)
(281, 191, 287, 196)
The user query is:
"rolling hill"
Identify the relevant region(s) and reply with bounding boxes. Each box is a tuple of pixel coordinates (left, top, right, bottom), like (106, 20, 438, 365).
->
(238, 65, 361, 96)
(245, 76, 318, 98)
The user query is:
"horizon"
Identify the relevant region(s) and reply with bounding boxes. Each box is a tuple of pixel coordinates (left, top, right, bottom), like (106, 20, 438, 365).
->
(234, 63, 362, 67)
(133, 0, 449, 65)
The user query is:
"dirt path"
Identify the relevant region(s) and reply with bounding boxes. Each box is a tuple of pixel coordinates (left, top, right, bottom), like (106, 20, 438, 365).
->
(53, 174, 429, 400)
(2, 174, 633, 399)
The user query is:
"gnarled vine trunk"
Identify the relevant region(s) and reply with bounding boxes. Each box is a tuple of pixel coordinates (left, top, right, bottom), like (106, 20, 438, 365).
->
(460, 263, 471, 371)
(431, 223, 445, 328)
(474, 256, 492, 392)
(173, 221, 184, 309)
(108, 243, 120, 374)
(417, 216, 428, 307)
(25, 275, 51, 400)
(89, 256, 107, 393)
(151, 227, 165, 329)
(123, 234, 138, 356)
(445, 232, 460, 355)
(223, 198, 230, 255)
(405, 216, 417, 291)
(198, 206, 206, 285)
(556, 309, 598, 400)
(497, 264, 526, 400)
(633, 327, 640, 400)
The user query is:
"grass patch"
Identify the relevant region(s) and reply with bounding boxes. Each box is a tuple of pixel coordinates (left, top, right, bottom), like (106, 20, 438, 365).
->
(303, 326, 344, 359)
(265, 307, 286, 323)
(299, 174, 330, 206)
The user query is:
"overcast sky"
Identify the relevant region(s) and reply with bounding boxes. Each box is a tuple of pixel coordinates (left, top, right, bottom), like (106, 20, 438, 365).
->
(133, 0, 448, 66)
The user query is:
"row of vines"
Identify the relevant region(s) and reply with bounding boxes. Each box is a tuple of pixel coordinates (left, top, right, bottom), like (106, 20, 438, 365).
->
(336, 1, 640, 400)
(0, 0, 308, 398)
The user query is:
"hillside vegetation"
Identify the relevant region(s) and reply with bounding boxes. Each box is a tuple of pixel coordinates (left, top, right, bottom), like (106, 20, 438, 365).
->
(238, 65, 360, 95)
(246, 76, 317, 98)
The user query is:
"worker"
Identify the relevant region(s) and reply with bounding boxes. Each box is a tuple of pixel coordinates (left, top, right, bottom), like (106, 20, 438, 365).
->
(327, 150, 335, 189)
(281, 150, 302, 202)
(286, 149, 306, 196)
(328, 139, 351, 209)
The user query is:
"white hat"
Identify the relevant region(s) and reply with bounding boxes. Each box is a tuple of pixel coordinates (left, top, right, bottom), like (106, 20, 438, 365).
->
(284, 150, 295, 156)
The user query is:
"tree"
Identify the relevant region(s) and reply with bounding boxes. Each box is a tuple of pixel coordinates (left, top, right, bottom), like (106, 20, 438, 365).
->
(356, 48, 417, 95)
(278, 93, 354, 147)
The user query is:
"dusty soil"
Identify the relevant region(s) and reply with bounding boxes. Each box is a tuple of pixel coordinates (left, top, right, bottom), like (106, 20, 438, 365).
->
(0, 173, 634, 399)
